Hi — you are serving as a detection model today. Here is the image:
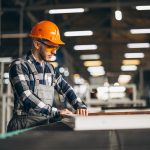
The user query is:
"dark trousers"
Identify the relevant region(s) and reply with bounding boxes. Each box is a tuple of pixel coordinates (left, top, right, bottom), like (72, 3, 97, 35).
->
(7, 114, 49, 132)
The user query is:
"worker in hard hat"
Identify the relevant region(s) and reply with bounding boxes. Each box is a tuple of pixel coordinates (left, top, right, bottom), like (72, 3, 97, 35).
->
(7, 20, 88, 132)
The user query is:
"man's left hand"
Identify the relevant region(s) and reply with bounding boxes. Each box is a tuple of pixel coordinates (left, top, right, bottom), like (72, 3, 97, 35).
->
(75, 108, 88, 116)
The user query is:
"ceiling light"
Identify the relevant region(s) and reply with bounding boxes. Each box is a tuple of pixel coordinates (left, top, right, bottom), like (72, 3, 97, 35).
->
(49, 8, 85, 14)
(59, 67, 65, 73)
(80, 54, 100, 60)
(118, 75, 132, 84)
(121, 65, 137, 71)
(4, 79, 10, 84)
(64, 30, 93, 37)
(136, 5, 150, 10)
(89, 67, 105, 76)
(73, 74, 80, 78)
(124, 53, 145, 58)
(87, 66, 105, 73)
(130, 29, 150, 34)
(90, 72, 105, 76)
(74, 44, 98, 50)
(122, 59, 141, 65)
(127, 43, 150, 48)
(115, 10, 122, 21)
(64, 70, 69, 77)
(84, 60, 102, 67)
(4, 73, 9, 78)
(74, 76, 85, 84)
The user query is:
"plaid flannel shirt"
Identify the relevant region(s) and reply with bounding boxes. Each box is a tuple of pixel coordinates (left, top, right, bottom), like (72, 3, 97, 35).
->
(9, 51, 86, 118)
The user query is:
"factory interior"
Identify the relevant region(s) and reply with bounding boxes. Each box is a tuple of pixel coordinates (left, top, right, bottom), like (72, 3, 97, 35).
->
(1, 0, 150, 149)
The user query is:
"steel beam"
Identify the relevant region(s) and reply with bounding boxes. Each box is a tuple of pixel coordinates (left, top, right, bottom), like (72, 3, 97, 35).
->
(2, 1, 150, 11)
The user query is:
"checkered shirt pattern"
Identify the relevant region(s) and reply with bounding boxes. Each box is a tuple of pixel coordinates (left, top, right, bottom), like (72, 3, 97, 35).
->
(9, 51, 86, 118)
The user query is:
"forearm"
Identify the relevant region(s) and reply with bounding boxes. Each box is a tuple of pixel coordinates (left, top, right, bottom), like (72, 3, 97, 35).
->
(54, 74, 87, 110)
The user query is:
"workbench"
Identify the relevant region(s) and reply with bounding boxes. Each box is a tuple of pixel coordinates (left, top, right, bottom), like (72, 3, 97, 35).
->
(0, 121, 150, 149)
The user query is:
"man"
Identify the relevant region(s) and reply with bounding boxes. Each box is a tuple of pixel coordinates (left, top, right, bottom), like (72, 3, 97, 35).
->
(7, 20, 88, 132)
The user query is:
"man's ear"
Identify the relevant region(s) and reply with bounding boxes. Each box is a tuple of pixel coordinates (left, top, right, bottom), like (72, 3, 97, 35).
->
(33, 40, 41, 50)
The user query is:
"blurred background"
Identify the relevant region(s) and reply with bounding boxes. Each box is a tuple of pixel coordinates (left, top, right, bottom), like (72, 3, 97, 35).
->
(0, 0, 150, 133)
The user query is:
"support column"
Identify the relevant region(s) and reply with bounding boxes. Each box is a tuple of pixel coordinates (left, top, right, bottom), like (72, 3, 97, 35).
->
(19, 8, 24, 57)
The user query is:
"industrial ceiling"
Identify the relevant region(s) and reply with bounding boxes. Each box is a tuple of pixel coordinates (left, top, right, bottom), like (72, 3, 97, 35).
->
(1, 0, 150, 85)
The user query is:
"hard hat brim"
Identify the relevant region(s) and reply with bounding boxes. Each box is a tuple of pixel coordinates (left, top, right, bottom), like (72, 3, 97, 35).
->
(29, 34, 65, 45)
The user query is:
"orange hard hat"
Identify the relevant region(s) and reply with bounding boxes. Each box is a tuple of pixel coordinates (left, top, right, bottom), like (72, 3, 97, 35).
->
(29, 20, 65, 45)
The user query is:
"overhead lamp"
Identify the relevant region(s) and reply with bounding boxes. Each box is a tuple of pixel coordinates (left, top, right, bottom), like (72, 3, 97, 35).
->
(118, 75, 132, 84)
(127, 43, 150, 48)
(74, 44, 98, 50)
(4, 79, 10, 84)
(84, 60, 102, 67)
(4, 73, 9, 78)
(64, 70, 69, 77)
(80, 54, 100, 60)
(90, 71, 105, 76)
(121, 65, 137, 71)
(124, 53, 144, 58)
(49, 8, 85, 14)
(122, 59, 141, 65)
(89, 66, 105, 76)
(136, 5, 150, 10)
(87, 66, 104, 72)
(115, 10, 122, 21)
(73, 74, 80, 78)
(59, 67, 65, 73)
(130, 29, 150, 34)
(74, 76, 85, 84)
(64, 30, 93, 37)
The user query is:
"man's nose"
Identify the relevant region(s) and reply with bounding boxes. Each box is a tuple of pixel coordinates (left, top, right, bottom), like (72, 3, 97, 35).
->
(51, 50, 57, 55)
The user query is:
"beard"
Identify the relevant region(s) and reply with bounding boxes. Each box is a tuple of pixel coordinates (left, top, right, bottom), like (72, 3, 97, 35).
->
(39, 49, 47, 61)
(39, 49, 52, 62)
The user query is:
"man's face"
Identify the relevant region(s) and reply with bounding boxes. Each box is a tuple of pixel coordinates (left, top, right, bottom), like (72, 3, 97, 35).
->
(38, 40, 59, 61)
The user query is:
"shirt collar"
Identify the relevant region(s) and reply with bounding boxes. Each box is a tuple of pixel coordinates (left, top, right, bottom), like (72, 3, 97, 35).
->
(26, 51, 42, 66)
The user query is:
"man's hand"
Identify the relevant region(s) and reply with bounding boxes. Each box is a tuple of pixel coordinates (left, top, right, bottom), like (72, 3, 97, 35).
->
(75, 108, 88, 116)
(59, 108, 73, 117)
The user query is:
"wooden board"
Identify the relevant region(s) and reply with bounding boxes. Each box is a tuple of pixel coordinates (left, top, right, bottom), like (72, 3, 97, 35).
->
(62, 110, 150, 131)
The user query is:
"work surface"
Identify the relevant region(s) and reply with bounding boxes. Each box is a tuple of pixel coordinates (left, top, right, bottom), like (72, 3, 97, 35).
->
(63, 109, 150, 130)
(0, 122, 150, 150)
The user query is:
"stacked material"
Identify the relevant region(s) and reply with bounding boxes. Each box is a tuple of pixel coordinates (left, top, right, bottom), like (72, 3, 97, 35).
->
(63, 109, 150, 130)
